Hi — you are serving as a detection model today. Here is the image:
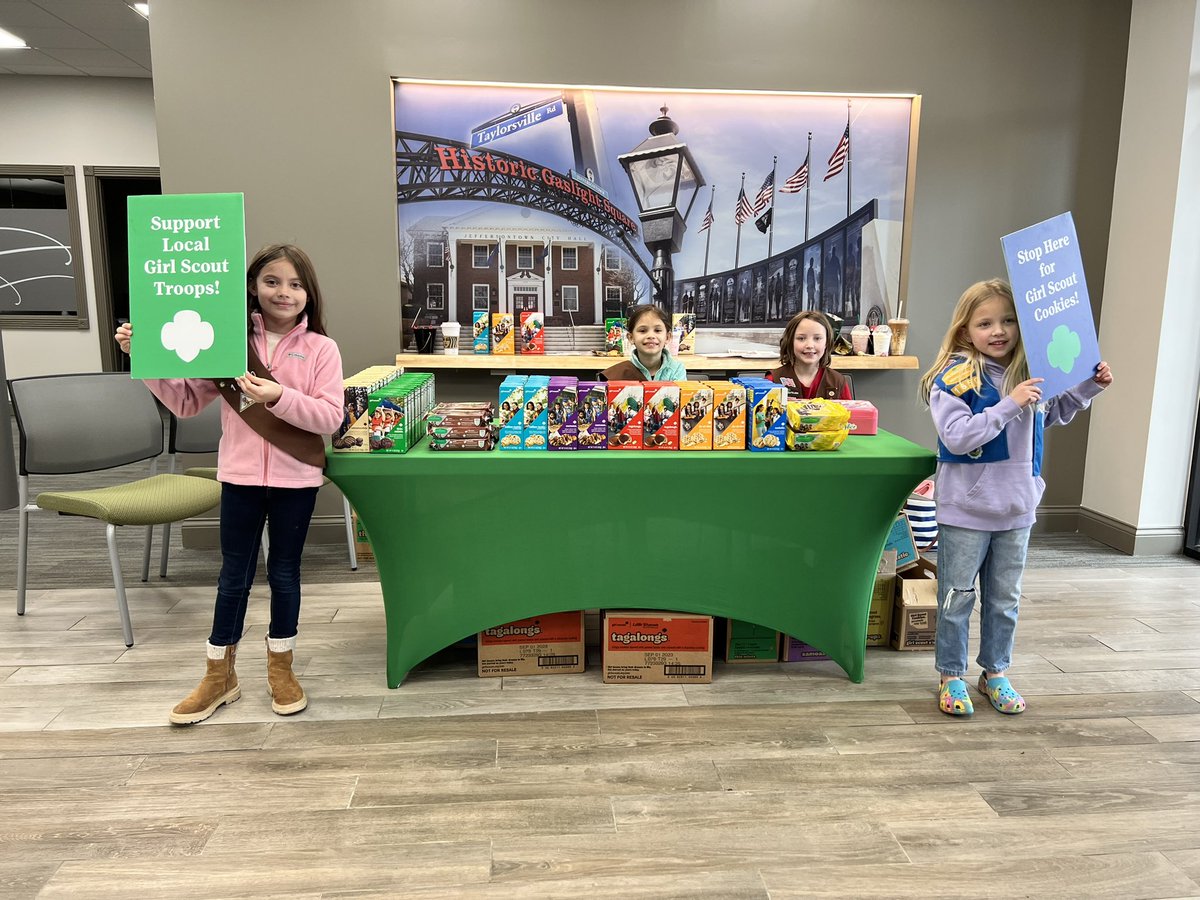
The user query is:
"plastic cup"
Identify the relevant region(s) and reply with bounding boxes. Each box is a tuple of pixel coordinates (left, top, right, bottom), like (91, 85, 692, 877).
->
(888, 318, 909, 356)
(872, 324, 891, 357)
(850, 324, 871, 355)
(413, 325, 436, 354)
(440, 321, 461, 356)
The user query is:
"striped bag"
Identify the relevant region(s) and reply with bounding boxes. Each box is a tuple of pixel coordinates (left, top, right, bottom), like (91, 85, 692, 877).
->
(903, 479, 937, 551)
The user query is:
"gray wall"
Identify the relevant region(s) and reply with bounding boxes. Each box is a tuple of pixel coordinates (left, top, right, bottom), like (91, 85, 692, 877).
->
(149, 0, 1130, 513)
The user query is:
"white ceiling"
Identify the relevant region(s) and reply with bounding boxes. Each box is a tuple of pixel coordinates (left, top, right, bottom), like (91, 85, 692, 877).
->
(0, 0, 150, 77)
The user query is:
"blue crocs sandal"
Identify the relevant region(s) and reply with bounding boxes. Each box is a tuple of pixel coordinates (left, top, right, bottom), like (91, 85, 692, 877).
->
(977, 673, 1026, 714)
(938, 678, 973, 716)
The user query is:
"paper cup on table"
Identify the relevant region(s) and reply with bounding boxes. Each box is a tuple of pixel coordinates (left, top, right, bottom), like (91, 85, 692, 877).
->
(440, 321, 461, 356)
(850, 324, 871, 355)
(872, 324, 891, 356)
(888, 318, 909, 355)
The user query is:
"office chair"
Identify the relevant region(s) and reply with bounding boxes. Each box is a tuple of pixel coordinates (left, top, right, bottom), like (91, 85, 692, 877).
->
(166, 404, 359, 572)
(9, 373, 223, 647)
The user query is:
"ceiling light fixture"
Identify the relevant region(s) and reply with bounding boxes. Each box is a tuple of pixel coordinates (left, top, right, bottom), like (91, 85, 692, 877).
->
(0, 26, 30, 48)
(129, 3, 150, 19)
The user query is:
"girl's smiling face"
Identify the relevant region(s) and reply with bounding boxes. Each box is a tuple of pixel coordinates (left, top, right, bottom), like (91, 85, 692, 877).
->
(631, 315, 668, 360)
(252, 259, 308, 333)
(791, 319, 827, 370)
(964, 295, 1018, 364)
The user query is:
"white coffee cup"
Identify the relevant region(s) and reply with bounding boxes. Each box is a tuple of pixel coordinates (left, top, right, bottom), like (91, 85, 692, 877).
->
(440, 321, 461, 356)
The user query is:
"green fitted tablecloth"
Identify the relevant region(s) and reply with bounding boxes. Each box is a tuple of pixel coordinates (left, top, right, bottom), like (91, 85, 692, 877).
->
(326, 430, 935, 687)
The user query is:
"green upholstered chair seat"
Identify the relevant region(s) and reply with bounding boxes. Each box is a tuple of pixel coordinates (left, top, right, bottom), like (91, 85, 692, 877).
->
(37, 473, 222, 526)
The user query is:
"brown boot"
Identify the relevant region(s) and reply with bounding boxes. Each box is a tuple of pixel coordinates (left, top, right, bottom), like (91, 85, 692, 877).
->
(266, 636, 307, 715)
(170, 643, 240, 725)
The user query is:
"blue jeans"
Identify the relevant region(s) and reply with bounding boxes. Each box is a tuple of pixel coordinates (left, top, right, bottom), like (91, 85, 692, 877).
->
(209, 483, 318, 646)
(934, 523, 1031, 677)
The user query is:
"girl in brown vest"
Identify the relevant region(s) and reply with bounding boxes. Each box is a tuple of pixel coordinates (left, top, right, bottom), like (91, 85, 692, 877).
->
(766, 310, 851, 400)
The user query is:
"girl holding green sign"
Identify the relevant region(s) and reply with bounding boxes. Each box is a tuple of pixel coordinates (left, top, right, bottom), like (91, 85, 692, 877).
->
(116, 244, 343, 725)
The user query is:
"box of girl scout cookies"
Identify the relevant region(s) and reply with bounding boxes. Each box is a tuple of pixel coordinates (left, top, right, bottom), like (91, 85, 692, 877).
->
(679, 382, 713, 450)
(472, 310, 489, 354)
(642, 381, 680, 449)
(708, 381, 747, 450)
(607, 381, 644, 449)
(491, 312, 515, 354)
(784, 550, 898, 658)
(520, 311, 545, 354)
(351, 510, 373, 562)
(892, 557, 939, 650)
(478, 611, 586, 677)
(724, 619, 781, 663)
(603, 611, 713, 683)
(576, 381, 608, 449)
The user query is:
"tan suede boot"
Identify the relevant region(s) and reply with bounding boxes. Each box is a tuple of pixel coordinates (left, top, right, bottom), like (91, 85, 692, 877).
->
(169, 643, 240, 725)
(266, 636, 307, 715)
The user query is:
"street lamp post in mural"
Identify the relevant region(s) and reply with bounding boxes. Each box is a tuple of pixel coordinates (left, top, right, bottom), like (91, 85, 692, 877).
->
(616, 106, 706, 310)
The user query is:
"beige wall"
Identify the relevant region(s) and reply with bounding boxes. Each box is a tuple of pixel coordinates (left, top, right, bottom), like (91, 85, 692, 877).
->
(0, 76, 158, 376)
(1082, 0, 1200, 552)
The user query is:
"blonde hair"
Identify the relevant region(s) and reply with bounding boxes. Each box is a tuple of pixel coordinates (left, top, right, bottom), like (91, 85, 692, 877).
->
(919, 279, 1029, 405)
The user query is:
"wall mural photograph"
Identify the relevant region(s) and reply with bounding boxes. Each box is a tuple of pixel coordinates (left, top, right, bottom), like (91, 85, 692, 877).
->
(394, 79, 919, 346)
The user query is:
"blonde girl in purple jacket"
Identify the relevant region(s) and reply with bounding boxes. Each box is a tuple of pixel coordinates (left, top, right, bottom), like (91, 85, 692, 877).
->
(116, 244, 343, 725)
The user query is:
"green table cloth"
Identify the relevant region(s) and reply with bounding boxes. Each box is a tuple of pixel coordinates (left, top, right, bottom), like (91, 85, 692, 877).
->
(326, 430, 935, 687)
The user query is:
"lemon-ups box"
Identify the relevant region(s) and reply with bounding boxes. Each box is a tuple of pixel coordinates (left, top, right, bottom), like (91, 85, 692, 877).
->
(708, 381, 746, 450)
(642, 382, 680, 450)
(492, 312, 515, 354)
(607, 381, 644, 449)
(576, 380, 607, 449)
(724, 619, 780, 663)
(478, 611, 585, 677)
(603, 611, 713, 683)
(892, 557, 938, 650)
(679, 382, 713, 450)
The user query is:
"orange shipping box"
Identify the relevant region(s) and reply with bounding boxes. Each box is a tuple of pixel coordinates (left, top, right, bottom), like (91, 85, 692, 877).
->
(603, 611, 713, 684)
(478, 611, 585, 677)
(891, 557, 938, 650)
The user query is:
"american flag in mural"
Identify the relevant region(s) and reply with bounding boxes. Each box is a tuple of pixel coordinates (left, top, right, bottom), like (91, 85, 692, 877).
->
(781, 156, 809, 193)
(752, 170, 774, 215)
(824, 125, 849, 181)
(699, 200, 714, 232)
(734, 186, 754, 225)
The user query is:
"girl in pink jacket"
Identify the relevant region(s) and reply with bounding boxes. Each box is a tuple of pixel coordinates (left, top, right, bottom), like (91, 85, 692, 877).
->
(116, 244, 343, 725)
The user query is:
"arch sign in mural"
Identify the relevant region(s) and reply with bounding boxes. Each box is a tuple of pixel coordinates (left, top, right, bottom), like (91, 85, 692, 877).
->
(394, 79, 919, 341)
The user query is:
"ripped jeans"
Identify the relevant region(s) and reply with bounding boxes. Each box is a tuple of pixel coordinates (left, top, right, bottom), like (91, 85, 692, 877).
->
(934, 523, 1031, 678)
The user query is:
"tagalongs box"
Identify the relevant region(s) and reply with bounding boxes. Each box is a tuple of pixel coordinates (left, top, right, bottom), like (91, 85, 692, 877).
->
(478, 611, 585, 677)
(602, 611, 713, 684)
(891, 557, 938, 650)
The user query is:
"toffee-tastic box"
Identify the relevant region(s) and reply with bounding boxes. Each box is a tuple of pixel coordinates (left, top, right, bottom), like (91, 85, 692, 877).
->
(576, 380, 608, 450)
(491, 312, 515, 355)
(708, 381, 747, 450)
(606, 381, 644, 450)
(642, 381, 680, 450)
(602, 611, 714, 684)
(478, 611, 585, 677)
(520, 310, 545, 354)
(679, 382, 713, 451)
(547, 377, 578, 451)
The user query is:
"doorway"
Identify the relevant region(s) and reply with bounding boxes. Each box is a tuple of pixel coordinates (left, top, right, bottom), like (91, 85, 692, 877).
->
(83, 167, 161, 372)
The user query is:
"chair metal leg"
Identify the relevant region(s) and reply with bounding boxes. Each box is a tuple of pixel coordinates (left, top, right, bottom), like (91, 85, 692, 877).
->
(342, 495, 358, 571)
(16, 476, 30, 616)
(141, 524, 153, 582)
(106, 523, 135, 648)
(159, 522, 173, 578)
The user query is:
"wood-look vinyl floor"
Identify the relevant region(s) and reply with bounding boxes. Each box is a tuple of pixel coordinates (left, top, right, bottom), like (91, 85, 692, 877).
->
(2, 449, 1199, 897)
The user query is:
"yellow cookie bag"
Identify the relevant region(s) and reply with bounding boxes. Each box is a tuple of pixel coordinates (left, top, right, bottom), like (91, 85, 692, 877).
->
(786, 427, 849, 451)
(786, 398, 850, 434)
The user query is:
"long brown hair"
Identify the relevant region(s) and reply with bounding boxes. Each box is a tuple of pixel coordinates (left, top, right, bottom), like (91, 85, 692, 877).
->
(626, 304, 671, 333)
(246, 244, 328, 335)
(919, 279, 1028, 405)
(778, 310, 835, 369)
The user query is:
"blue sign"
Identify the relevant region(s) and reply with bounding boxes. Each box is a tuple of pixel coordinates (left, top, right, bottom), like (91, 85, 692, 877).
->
(1001, 212, 1101, 401)
(471, 97, 564, 149)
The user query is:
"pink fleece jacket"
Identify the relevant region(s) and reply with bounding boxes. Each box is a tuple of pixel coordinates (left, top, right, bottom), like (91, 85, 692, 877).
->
(147, 313, 344, 488)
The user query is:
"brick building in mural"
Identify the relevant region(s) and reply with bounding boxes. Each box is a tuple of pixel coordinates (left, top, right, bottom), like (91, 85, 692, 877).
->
(405, 208, 641, 328)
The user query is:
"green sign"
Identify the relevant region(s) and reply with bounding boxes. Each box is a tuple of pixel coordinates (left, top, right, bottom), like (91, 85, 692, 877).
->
(127, 193, 247, 378)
